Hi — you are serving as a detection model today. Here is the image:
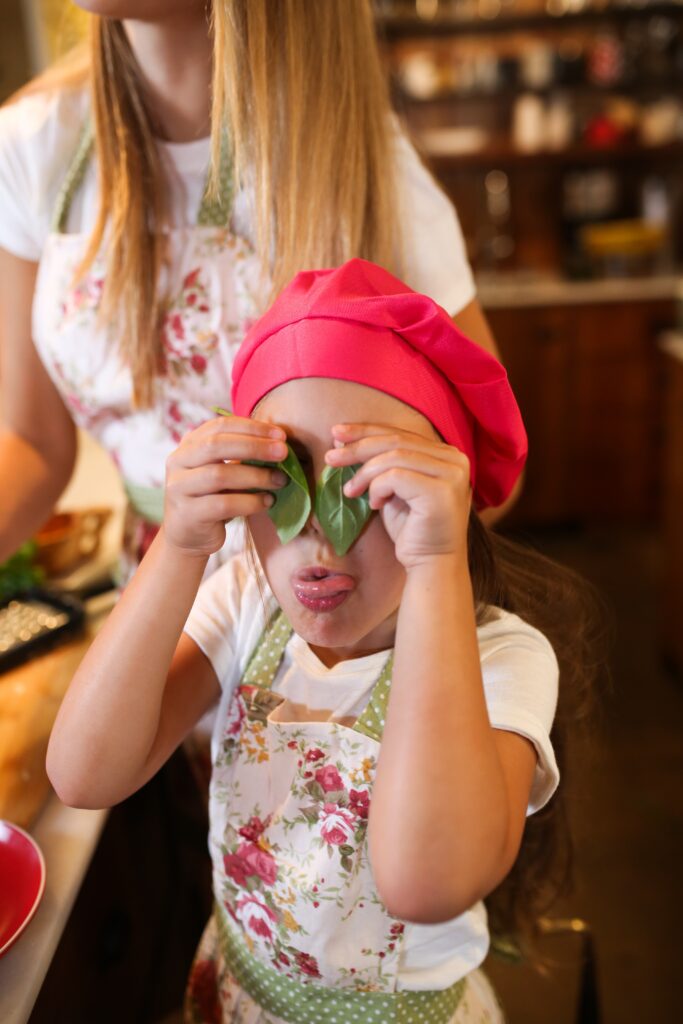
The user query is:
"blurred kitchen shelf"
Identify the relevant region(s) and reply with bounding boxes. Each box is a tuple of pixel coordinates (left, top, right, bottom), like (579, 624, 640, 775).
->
(377, 1, 683, 40)
(393, 77, 683, 103)
(422, 137, 683, 166)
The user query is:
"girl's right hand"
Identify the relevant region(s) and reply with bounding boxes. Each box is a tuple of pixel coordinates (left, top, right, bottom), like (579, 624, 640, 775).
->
(163, 414, 289, 558)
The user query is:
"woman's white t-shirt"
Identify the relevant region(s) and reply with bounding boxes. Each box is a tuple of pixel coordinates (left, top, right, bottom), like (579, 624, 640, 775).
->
(0, 86, 476, 314)
(184, 554, 560, 989)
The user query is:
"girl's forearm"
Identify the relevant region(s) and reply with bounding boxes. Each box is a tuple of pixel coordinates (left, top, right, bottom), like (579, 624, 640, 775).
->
(46, 529, 208, 807)
(369, 557, 509, 922)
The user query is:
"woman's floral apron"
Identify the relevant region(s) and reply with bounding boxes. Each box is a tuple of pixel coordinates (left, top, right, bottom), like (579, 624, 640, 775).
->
(186, 612, 504, 1024)
(31, 122, 261, 580)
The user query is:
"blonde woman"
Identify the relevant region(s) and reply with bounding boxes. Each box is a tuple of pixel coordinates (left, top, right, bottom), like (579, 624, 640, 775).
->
(0, 0, 502, 578)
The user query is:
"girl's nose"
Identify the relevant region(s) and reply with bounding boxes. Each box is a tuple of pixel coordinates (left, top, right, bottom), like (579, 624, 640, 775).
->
(304, 504, 326, 540)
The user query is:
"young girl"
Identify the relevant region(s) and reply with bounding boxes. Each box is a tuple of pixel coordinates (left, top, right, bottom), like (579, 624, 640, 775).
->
(47, 259, 591, 1023)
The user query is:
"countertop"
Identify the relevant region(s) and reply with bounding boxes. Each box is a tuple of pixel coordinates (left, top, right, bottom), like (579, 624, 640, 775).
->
(476, 272, 683, 309)
(0, 590, 116, 1024)
(0, 799, 108, 1024)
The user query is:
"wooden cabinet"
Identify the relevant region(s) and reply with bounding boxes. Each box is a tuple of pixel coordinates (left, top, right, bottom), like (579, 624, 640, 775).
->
(661, 339, 683, 672)
(487, 298, 676, 525)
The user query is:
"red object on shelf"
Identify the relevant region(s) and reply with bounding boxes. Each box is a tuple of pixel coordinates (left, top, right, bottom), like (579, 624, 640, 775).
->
(0, 820, 46, 957)
(584, 114, 625, 149)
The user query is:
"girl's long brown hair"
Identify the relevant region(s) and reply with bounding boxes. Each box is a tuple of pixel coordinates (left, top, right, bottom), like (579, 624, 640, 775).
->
(468, 515, 605, 955)
(11, 1, 400, 407)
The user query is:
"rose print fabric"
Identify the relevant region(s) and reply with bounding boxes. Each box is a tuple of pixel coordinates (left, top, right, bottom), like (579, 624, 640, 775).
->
(184, 610, 505, 1023)
(185, 917, 502, 1024)
(30, 127, 262, 574)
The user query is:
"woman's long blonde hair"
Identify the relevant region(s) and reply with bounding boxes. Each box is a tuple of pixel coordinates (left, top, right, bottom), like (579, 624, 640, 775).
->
(12, 1, 399, 407)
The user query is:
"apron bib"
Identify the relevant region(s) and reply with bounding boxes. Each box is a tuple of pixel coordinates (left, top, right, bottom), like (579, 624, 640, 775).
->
(187, 611, 466, 1024)
(31, 122, 261, 576)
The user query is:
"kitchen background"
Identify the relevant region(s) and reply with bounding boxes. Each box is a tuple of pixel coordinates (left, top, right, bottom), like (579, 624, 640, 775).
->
(0, 2, 681, 1022)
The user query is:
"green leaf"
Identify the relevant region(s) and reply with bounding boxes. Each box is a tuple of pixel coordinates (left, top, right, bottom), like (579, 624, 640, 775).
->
(266, 446, 311, 544)
(315, 464, 371, 556)
(212, 404, 311, 545)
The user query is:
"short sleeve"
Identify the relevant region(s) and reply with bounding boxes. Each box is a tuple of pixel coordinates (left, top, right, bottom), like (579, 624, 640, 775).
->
(393, 127, 476, 316)
(0, 87, 87, 260)
(478, 612, 560, 815)
(183, 553, 269, 694)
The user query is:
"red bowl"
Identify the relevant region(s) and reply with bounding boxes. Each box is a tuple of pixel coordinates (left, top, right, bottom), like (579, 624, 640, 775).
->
(0, 821, 46, 957)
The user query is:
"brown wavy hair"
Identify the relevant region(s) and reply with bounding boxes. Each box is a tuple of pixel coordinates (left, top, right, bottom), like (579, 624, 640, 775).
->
(467, 514, 605, 956)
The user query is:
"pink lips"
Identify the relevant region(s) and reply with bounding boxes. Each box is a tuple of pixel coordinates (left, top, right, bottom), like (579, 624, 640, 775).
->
(292, 567, 356, 612)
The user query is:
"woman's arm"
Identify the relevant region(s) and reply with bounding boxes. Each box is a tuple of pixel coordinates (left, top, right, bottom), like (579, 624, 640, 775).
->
(329, 423, 535, 924)
(0, 248, 77, 560)
(47, 413, 288, 808)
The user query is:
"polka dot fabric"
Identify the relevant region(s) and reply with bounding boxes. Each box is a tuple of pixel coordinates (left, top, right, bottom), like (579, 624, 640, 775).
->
(214, 905, 465, 1024)
(192, 608, 503, 1023)
(241, 610, 394, 743)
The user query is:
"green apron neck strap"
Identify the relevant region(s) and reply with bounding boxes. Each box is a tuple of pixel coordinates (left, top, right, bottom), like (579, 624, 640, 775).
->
(242, 608, 293, 689)
(241, 606, 394, 741)
(196, 129, 233, 228)
(352, 653, 394, 743)
(124, 481, 165, 526)
(51, 120, 95, 234)
(51, 122, 233, 234)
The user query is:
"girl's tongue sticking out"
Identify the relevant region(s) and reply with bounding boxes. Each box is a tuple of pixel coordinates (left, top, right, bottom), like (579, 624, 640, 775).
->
(292, 566, 356, 612)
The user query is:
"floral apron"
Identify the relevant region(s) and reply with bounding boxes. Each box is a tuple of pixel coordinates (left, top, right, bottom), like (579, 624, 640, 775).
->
(31, 122, 261, 579)
(185, 611, 502, 1024)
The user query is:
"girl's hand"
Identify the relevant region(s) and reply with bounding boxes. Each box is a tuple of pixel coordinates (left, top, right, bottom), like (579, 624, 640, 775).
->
(325, 424, 471, 571)
(164, 414, 289, 558)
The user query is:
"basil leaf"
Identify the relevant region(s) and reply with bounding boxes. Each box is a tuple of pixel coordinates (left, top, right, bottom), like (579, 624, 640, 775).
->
(211, 407, 311, 544)
(315, 464, 371, 556)
(249, 446, 311, 545)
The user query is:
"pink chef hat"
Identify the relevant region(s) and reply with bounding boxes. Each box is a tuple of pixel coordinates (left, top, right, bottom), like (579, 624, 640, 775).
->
(231, 258, 527, 508)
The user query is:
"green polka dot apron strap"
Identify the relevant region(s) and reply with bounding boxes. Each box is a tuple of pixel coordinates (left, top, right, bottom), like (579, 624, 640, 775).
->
(214, 902, 465, 1024)
(353, 652, 394, 743)
(51, 121, 233, 232)
(240, 606, 395, 741)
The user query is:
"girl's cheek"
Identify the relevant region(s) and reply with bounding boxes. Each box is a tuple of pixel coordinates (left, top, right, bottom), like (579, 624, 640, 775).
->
(248, 511, 278, 555)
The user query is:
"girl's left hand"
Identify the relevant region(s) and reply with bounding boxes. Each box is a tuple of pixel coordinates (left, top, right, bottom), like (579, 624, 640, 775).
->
(325, 424, 471, 571)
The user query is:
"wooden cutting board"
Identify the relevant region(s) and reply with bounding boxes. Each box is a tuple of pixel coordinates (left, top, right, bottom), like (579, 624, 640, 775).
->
(0, 596, 115, 828)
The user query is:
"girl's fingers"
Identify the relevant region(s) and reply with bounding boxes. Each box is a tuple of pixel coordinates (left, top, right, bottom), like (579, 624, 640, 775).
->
(336, 448, 470, 499)
(326, 425, 465, 471)
(170, 462, 287, 498)
(171, 432, 289, 471)
(367, 467, 468, 513)
(208, 413, 286, 441)
(186, 492, 274, 523)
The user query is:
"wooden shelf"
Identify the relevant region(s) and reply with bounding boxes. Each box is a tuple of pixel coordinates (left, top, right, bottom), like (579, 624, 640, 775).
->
(423, 138, 683, 167)
(377, 2, 683, 40)
(392, 76, 683, 104)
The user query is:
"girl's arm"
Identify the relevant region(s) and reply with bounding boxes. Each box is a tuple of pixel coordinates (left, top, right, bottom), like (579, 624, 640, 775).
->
(47, 415, 289, 808)
(328, 425, 536, 924)
(0, 249, 77, 560)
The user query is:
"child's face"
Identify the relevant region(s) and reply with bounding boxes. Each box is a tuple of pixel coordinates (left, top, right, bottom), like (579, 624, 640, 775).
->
(250, 378, 439, 666)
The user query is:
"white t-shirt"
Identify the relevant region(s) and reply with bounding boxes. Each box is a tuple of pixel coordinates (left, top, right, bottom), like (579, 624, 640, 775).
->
(0, 86, 475, 315)
(184, 554, 560, 988)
